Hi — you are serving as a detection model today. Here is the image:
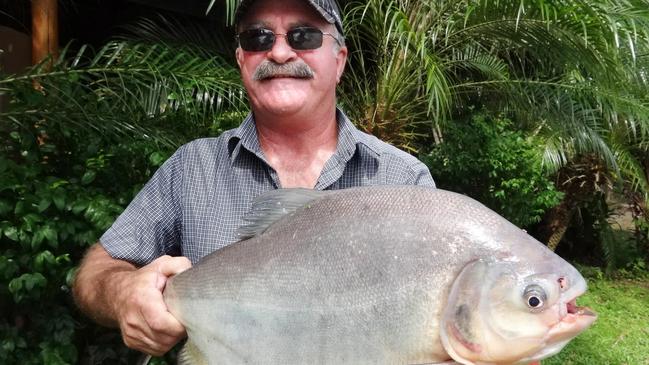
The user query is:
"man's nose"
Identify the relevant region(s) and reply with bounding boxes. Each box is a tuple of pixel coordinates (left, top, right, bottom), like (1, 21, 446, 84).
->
(266, 34, 298, 64)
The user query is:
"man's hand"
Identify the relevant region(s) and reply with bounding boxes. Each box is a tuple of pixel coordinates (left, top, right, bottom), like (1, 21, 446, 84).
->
(112, 255, 192, 356)
(73, 244, 192, 356)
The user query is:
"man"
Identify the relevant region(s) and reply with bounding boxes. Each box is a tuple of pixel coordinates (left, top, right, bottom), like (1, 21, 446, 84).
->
(73, 0, 435, 357)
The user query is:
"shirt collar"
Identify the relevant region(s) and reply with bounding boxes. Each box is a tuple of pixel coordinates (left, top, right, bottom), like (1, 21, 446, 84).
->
(228, 112, 266, 164)
(334, 107, 359, 162)
(227, 107, 376, 165)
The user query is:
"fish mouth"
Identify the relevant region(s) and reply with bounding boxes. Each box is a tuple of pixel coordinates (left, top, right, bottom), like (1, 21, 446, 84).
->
(547, 292, 597, 341)
(523, 291, 597, 363)
(566, 297, 596, 317)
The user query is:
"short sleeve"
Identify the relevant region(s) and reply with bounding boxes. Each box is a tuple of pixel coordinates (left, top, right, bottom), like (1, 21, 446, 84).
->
(410, 161, 436, 188)
(100, 146, 184, 266)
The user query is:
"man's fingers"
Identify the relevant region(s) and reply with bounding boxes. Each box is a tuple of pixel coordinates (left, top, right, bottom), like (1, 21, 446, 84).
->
(138, 288, 186, 342)
(121, 311, 167, 356)
(155, 255, 192, 277)
(151, 256, 192, 292)
(142, 301, 186, 337)
(113, 259, 189, 356)
(128, 305, 185, 356)
(123, 329, 168, 357)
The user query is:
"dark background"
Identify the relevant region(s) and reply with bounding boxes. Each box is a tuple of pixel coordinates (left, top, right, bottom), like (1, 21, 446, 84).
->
(0, 0, 226, 46)
(0, 0, 229, 77)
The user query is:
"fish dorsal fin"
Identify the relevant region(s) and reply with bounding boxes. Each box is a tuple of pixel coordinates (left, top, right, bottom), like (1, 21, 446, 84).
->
(237, 188, 329, 239)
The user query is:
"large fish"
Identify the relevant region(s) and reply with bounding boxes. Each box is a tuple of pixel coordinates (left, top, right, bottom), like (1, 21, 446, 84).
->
(164, 186, 596, 365)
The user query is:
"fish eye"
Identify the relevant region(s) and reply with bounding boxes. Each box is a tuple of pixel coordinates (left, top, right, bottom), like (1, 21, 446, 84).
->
(523, 284, 547, 310)
(527, 295, 543, 308)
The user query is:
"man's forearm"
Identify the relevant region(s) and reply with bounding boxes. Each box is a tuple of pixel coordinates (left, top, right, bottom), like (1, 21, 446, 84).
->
(73, 243, 136, 327)
(73, 242, 191, 355)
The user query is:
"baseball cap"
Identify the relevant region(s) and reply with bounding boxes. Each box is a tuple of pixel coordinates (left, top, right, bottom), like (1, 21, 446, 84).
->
(235, 0, 344, 35)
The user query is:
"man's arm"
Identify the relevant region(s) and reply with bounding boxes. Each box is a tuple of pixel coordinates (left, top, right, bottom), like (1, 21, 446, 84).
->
(73, 243, 191, 356)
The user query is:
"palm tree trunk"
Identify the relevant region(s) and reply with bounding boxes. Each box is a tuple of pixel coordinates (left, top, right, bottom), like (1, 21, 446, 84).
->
(540, 198, 576, 251)
(31, 0, 58, 67)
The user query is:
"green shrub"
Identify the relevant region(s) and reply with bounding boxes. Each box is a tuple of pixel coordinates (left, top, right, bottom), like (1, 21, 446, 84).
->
(0, 35, 250, 362)
(423, 112, 562, 228)
(0, 113, 174, 364)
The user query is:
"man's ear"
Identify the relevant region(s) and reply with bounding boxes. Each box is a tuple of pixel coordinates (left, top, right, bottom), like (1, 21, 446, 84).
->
(235, 47, 244, 70)
(335, 46, 347, 83)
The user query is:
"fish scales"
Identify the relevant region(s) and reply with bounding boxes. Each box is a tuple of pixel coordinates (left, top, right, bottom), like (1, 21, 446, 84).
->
(164, 186, 596, 365)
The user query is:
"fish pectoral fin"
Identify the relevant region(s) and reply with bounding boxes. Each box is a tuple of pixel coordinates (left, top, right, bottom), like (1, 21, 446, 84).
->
(237, 188, 330, 239)
(178, 340, 208, 365)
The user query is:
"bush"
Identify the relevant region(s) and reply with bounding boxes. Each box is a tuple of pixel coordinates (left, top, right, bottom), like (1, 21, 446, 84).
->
(0, 38, 246, 363)
(422, 112, 562, 228)
(0, 111, 175, 364)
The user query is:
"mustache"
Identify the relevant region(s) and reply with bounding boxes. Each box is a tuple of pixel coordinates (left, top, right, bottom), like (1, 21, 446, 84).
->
(252, 60, 314, 81)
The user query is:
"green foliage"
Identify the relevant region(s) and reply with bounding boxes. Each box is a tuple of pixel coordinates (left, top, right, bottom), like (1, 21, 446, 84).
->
(0, 40, 247, 149)
(0, 0, 249, 357)
(0, 109, 174, 363)
(340, 0, 649, 208)
(423, 112, 562, 227)
(544, 189, 649, 276)
(0, 36, 246, 362)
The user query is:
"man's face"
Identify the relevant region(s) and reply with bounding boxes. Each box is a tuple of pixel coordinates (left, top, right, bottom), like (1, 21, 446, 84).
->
(235, 0, 347, 118)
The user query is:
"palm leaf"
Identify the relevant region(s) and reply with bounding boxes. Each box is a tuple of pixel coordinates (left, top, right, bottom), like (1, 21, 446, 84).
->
(1, 41, 246, 148)
(338, 0, 649, 205)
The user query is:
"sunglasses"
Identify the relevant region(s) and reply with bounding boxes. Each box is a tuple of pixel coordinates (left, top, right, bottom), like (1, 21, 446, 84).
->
(237, 27, 341, 52)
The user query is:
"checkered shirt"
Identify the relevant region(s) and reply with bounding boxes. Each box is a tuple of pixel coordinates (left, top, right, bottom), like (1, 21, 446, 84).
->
(100, 108, 435, 264)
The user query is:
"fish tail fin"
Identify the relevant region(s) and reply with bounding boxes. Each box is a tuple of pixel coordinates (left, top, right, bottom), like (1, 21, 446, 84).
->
(178, 340, 208, 365)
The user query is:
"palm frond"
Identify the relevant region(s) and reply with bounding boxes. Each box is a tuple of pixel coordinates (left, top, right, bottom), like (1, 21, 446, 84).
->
(120, 14, 236, 60)
(339, 0, 649, 201)
(0, 41, 246, 148)
(207, 0, 239, 24)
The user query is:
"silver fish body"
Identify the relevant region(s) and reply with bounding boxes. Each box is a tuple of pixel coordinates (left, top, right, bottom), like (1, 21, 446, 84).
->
(164, 186, 595, 365)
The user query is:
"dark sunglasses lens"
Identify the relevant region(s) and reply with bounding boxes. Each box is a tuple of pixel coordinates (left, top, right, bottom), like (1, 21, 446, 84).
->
(288, 28, 323, 50)
(239, 29, 275, 51)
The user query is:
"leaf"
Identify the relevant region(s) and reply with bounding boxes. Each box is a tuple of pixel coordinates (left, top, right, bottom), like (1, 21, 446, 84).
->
(34, 250, 56, 271)
(50, 180, 69, 189)
(43, 226, 59, 248)
(148, 151, 167, 167)
(22, 213, 43, 231)
(8, 276, 22, 294)
(4, 225, 19, 241)
(14, 200, 26, 215)
(24, 272, 47, 291)
(65, 267, 77, 287)
(1, 339, 15, 352)
(71, 199, 89, 215)
(0, 256, 19, 279)
(81, 170, 96, 185)
(0, 199, 11, 216)
(56, 253, 71, 265)
(32, 229, 45, 249)
(69, 71, 79, 82)
(8, 273, 48, 302)
(52, 191, 66, 210)
(37, 198, 52, 213)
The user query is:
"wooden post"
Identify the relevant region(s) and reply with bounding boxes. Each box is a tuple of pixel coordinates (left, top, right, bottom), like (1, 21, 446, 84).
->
(31, 0, 58, 67)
